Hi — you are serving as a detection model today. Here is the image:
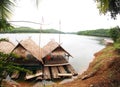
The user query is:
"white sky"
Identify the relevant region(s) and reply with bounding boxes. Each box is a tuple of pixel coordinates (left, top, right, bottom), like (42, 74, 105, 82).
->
(10, 0, 120, 32)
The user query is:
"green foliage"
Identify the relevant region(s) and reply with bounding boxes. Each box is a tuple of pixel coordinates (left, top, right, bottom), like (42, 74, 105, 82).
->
(1, 27, 64, 33)
(0, 52, 30, 72)
(95, 0, 120, 19)
(109, 26, 120, 42)
(0, 38, 9, 42)
(96, 0, 109, 14)
(109, 26, 120, 50)
(113, 37, 120, 50)
(0, 19, 14, 32)
(0, 52, 30, 85)
(77, 29, 110, 37)
(0, 0, 15, 32)
(114, 42, 120, 49)
(0, 0, 15, 19)
(10, 53, 21, 59)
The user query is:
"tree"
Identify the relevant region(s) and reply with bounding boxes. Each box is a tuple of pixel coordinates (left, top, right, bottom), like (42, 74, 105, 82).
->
(0, 19, 13, 32)
(0, 0, 40, 32)
(109, 26, 120, 42)
(95, 0, 120, 49)
(109, 26, 120, 50)
(0, 0, 15, 19)
(0, 0, 15, 31)
(95, 0, 120, 19)
(0, 38, 30, 86)
(0, 52, 30, 86)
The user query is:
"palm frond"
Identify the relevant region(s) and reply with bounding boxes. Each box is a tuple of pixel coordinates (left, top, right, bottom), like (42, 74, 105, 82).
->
(0, 0, 15, 19)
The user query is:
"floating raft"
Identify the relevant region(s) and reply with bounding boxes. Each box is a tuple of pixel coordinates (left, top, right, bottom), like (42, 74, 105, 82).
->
(11, 70, 43, 80)
(10, 64, 78, 80)
(67, 64, 78, 76)
(43, 64, 78, 79)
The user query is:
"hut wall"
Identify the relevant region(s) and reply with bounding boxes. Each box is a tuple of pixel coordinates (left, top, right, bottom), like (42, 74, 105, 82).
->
(13, 46, 27, 58)
(12, 45, 43, 70)
(43, 55, 68, 65)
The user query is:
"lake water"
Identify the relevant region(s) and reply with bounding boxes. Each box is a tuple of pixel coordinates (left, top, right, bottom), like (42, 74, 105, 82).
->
(0, 33, 106, 74)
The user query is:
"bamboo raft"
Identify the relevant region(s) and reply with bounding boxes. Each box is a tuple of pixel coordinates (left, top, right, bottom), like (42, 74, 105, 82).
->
(67, 64, 78, 76)
(10, 64, 77, 80)
(43, 64, 77, 79)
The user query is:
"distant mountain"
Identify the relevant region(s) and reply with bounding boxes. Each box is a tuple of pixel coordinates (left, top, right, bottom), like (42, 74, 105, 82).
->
(2, 27, 64, 33)
(77, 29, 110, 37)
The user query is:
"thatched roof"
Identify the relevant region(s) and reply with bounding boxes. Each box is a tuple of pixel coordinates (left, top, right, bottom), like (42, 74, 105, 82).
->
(12, 38, 43, 62)
(0, 41, 15, 54)
(42, 40, 72, 58)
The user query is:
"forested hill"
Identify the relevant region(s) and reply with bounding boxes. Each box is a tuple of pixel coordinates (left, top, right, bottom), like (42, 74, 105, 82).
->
(1, 27, 64, 33)
(1, 27, 112, 37)
(77, 29, 110, 37)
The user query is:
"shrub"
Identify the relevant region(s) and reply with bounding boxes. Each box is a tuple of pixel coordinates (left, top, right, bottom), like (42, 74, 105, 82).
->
(114, 38, 120, 50)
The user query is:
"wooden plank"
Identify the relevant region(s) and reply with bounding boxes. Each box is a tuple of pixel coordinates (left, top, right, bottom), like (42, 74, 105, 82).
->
(67, 64, 78, 76)
(58, 66, 66, 74)
(11, 71, 19, 79)
(25, 71, 42, 80)
(51, 66, 59, 79)
(36, 76, 42, 80)
(58, 73, 72, 77)
(44, 66, 51, 79)
(44, 63, 69, 66)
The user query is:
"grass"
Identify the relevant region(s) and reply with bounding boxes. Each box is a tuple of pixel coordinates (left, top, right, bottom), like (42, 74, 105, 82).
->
(108, 70, 115, 79)
(92, 46, 117, 71)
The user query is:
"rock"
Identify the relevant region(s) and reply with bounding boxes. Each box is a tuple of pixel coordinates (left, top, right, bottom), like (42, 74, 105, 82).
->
(90, 84, 94, 87)
(81, 70, 97, 80)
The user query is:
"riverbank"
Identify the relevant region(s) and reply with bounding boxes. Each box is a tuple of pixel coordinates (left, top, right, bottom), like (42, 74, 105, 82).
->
(57, 45, 120, 87)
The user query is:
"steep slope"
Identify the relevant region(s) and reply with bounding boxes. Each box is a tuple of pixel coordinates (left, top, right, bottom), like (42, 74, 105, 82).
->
(60, 45, 120, 87)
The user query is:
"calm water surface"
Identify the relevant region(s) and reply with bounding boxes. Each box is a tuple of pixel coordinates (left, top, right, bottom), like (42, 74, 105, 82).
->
(0, 33, 105, 74)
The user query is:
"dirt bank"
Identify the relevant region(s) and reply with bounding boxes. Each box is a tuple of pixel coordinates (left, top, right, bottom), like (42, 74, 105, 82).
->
(58, 45, 120, 87)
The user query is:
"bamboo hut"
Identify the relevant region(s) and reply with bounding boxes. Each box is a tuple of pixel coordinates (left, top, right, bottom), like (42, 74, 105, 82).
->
(10, 38, 43, 80)
(0, 40, 15, 54)
(6, 38, 78, 80)
(42, 40, 78, 79)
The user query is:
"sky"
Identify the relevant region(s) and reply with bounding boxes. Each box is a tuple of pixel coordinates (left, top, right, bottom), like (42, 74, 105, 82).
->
(10, 0, 120, 32)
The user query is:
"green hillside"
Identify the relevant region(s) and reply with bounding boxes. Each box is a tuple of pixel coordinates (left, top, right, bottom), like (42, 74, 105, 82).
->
(77, 29, 110, 37)
(1, 27, 64, 33)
